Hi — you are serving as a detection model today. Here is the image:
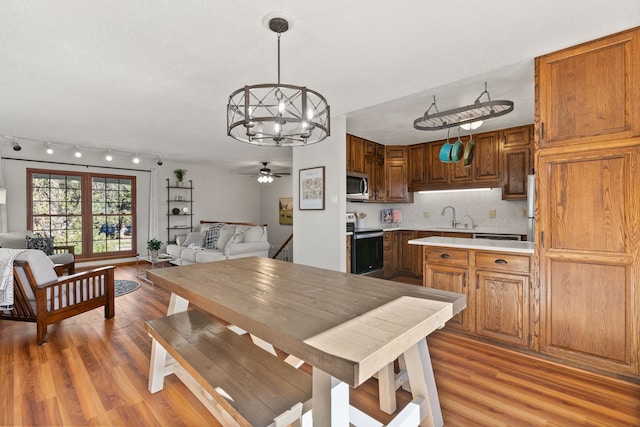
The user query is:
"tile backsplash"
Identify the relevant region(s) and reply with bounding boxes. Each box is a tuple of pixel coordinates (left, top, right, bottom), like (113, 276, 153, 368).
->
(347, 188, 527, 234)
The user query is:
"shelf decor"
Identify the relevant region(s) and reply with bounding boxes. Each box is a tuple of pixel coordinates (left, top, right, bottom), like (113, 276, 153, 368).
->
(299, 166, 325, 210)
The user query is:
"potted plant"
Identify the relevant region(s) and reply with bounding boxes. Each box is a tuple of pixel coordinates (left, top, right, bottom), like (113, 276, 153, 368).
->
(174, 169, 187, 187)
(147, 238, 162, 260)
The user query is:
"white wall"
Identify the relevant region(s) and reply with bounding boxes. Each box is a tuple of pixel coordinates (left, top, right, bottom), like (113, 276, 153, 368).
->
(0, 145, 261, 264)
(292, 115, 347, 272)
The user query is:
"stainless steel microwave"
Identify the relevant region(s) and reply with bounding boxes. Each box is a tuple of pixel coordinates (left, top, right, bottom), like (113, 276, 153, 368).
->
(346, 172, 369, 200)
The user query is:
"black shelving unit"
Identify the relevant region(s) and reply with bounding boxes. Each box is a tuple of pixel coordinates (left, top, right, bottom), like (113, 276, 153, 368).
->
(166, 178, 194, 243)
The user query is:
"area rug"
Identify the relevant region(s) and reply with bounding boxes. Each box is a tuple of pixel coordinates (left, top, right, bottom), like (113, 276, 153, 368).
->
(114, 280, 140, 297)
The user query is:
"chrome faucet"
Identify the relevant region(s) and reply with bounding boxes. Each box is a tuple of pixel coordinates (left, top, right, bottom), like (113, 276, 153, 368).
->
(441, 205, 458, 228)
(464, 214, 478, 229)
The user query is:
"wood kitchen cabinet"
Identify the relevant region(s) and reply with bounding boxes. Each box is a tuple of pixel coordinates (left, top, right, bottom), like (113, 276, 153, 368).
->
(364, 141, 386, 201)
(408, 143, 427, 189)
(535, 27, 640, 378)
(475, 251, 531, 347)
(423, 245, 533, 347)
(537, 145, 639, 375)
(346, 134, 365, 173)
(385, 146, 413, 203)
(536, 27, 640, 148)
(423, 247, 472, 332)
(346, 235, 351, 274)
(501, 125, 533, 200)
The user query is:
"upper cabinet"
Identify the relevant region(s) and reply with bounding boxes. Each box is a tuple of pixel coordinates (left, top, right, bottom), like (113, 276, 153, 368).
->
(346, 134, 365, 173)
(408, 126, 532, 198)
(502, 126, 534, 200)
(385, 146, 413, 203)
(536, 27, 640, 148)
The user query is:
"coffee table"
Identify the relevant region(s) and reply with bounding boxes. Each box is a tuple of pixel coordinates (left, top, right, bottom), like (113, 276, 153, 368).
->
(136, 253, 175, 283)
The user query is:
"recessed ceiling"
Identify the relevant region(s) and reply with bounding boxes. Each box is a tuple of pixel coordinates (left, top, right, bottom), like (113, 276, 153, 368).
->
(0, 1, 638, 171)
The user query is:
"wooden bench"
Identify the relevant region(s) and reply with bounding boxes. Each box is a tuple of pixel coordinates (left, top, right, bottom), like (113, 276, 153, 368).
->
(145, 309, 312, 427)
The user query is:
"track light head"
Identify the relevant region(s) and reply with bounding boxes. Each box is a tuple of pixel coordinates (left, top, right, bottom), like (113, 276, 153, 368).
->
(11, 140, 21, 151)
(157, 156, 163, 166)
(45, 142, 54, 155)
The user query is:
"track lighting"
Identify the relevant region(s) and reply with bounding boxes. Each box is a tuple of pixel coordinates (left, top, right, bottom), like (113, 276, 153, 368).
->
(156, 156, 163, 166)
(11, 139, 21, 151)
(132, 153, 140, 164)
(45, 142, 54, 155)
(105, 150, 113, 161)
(74, 146, 82, 158)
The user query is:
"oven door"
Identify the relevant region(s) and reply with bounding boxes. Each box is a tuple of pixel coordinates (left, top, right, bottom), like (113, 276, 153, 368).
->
(352, 231, 384, 274)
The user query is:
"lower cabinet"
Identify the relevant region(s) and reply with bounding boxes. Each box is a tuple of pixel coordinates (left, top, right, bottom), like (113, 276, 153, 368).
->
(423, 246, 533, 349)
(346, 235, 351, 274)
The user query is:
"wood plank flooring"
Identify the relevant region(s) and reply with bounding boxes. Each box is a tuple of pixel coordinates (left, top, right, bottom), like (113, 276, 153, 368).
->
(0, 263, 638, 426)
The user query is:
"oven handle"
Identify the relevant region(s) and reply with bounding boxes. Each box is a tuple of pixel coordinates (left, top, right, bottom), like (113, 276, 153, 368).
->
(354, 231, 384, 239)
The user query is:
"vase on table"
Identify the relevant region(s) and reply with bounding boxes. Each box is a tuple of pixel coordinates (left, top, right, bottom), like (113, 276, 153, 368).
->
(150, 250, 159, 260)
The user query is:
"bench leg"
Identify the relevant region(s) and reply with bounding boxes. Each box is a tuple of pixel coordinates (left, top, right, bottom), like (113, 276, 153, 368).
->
(403, 338, 443, 427)
(378, 362, 397, 414)
(148, 338, 169, 393)
(312, 368, 350, 427)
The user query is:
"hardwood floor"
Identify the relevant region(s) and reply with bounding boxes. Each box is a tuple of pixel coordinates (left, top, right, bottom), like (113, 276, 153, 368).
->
(1, 263, 638, 426)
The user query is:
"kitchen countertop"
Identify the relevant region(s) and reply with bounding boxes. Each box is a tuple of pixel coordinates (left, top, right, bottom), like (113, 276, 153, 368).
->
(408, 236, 534, 254)
(382, 226, 527, 235)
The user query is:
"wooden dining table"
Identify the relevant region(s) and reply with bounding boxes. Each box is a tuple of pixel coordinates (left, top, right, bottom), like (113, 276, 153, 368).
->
(146, 257, 466, 427)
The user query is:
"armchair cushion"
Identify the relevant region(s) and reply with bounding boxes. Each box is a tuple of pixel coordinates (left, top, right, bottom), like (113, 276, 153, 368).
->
(26, 236, 54, 255)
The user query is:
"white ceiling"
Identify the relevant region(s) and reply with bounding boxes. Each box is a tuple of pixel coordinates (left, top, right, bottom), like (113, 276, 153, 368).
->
(1, 1, 638, 172)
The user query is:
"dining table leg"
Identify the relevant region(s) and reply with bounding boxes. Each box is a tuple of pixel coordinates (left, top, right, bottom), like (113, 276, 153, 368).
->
(402, 338, 443, 427)
(312, 367, 350, 427)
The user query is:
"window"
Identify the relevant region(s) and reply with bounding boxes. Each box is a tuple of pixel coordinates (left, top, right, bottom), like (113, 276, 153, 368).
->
(28, 169, 136, 260)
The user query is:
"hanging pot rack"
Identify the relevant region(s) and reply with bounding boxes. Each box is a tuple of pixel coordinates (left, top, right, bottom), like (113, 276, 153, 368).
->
(413, 82, 514, 131)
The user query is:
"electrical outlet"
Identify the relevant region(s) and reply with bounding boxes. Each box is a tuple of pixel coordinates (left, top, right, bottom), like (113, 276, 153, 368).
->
(423, 211, 430, 219)
(489, 209, 496, 218)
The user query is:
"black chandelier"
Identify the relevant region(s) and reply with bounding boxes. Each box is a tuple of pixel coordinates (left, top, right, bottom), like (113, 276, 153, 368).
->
(227, 16, 330, 147)
(413, 82, 514, 131)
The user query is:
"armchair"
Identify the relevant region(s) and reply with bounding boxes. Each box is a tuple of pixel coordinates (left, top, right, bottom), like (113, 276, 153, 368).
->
(50, 245, 75, 275)
(2, 250, 115, 344)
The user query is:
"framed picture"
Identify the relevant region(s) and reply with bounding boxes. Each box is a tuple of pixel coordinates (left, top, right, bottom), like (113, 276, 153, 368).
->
(279, 197, 293, 225)
(299, 166, 325, 210)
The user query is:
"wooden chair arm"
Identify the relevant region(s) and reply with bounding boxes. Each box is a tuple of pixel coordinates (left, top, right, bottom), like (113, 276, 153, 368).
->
(35, 265, 116, 290)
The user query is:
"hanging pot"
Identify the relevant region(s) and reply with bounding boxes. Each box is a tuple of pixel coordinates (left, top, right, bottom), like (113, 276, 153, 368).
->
(439, 128, 453, 163)
(451, 127, 464, 162)
(463, 138, 476, 167)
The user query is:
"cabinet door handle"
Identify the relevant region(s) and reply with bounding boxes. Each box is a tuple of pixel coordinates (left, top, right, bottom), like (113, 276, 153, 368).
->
(463, 271, 467, 288)
(440, 253, 451, 259)
(495, 259, 508, 264)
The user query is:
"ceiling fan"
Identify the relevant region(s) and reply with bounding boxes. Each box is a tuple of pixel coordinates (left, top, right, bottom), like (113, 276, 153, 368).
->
(240, 162, 291, 183)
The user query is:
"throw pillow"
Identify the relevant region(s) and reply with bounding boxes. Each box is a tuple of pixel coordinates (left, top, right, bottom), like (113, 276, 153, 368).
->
(183, 232, 204, 247)
(226, 233, 244, 248)
(204, 224, 224, 249)
(26, 236, 55, 255)
(243, 226, 264, 242)
(215, 225, 236, 250)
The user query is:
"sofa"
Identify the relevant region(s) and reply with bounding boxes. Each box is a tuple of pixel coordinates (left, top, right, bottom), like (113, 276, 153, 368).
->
(166, 221, 270, 264)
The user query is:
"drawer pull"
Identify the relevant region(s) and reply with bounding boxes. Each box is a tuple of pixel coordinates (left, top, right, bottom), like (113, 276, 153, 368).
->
(440, 253, 451, 259)
(495, 259, 508, 264)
